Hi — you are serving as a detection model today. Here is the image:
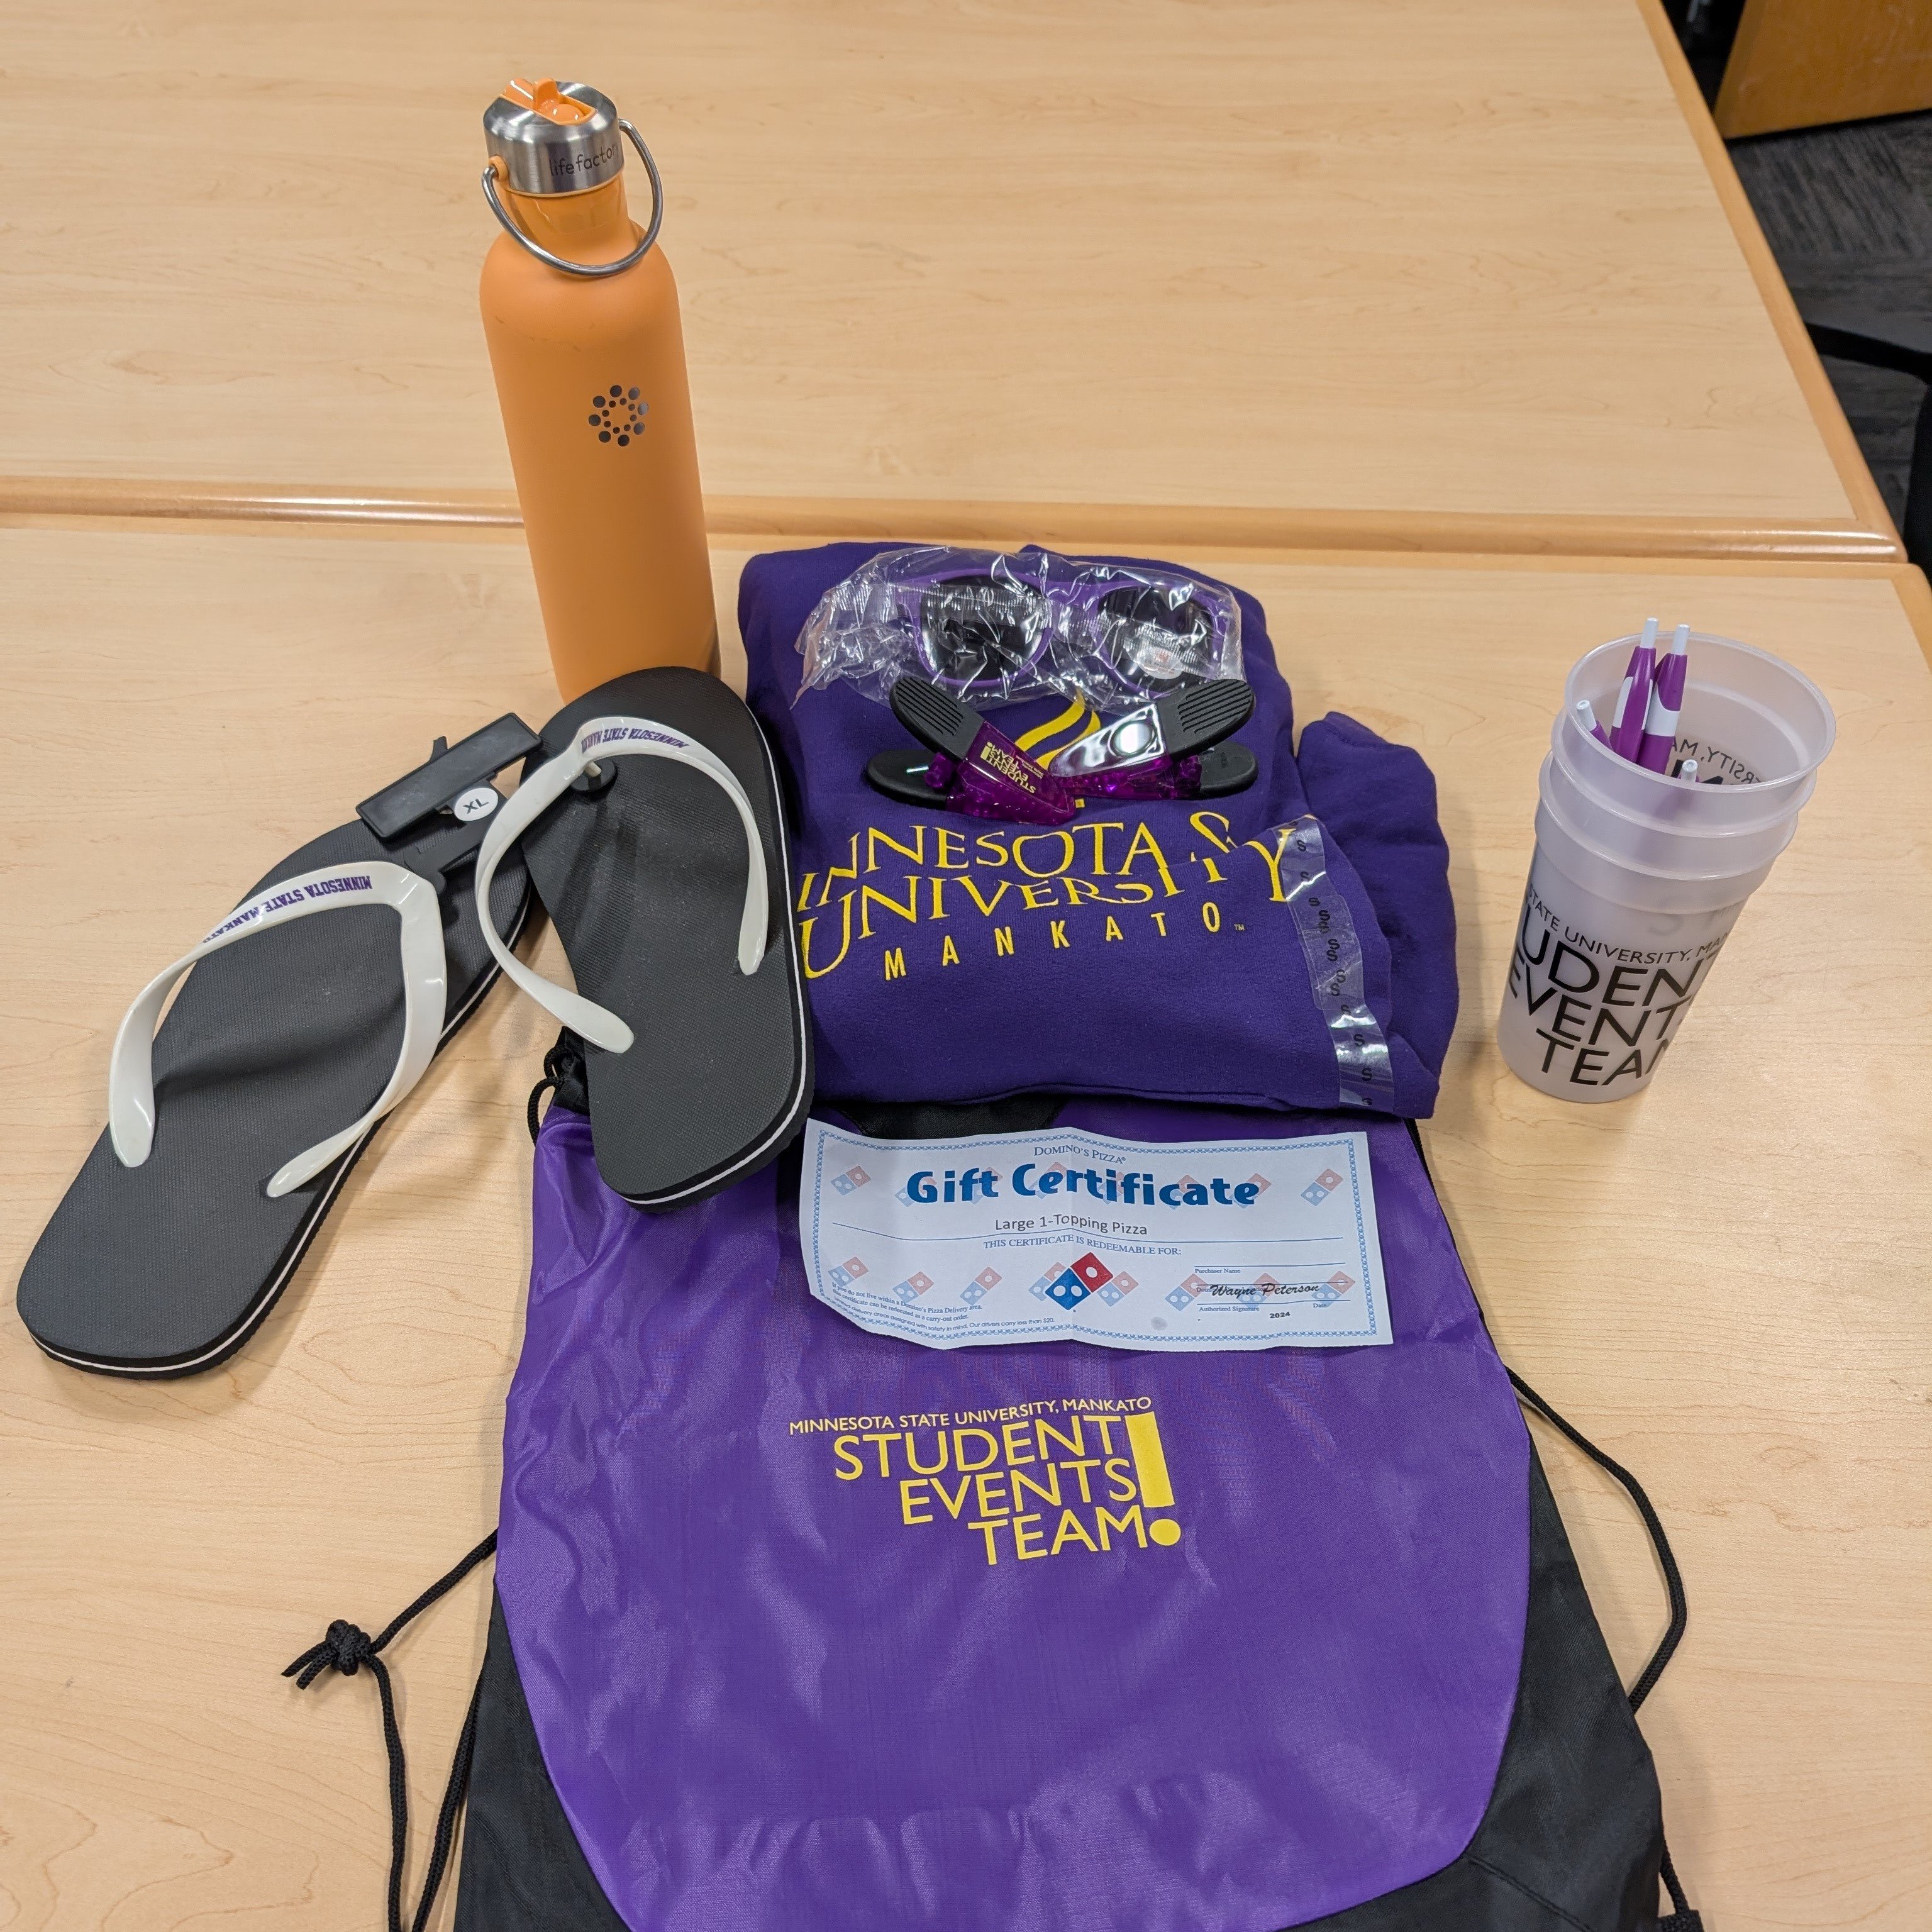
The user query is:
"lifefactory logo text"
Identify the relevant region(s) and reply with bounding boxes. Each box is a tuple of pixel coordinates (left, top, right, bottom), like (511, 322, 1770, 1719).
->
(790, 1399, 1182, 1566)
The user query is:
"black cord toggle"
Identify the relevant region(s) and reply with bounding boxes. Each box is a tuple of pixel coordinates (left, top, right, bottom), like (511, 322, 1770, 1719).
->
(288, 1618, 377, 1687)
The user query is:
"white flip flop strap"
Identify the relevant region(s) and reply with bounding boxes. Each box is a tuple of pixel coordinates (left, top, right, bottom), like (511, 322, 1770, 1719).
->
(108, 861, 448, 1199)
(472, 714, 770, 1056)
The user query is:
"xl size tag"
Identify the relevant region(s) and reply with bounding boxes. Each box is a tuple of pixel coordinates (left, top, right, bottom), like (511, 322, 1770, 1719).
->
(801, 1121, 1391, 1352)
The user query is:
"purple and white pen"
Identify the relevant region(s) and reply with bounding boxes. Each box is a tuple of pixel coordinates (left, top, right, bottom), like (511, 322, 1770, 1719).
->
(1611, 616, 1659, 762)
(1636, 623, 1689, 772)
(1574, 697, 1610, 746)
(1607, 675, 1637, 752)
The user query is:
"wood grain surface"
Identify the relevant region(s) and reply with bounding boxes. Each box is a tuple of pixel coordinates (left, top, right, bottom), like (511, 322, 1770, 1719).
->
(0, 0, 1898, 559)
(1, 525, 1927, 1930)
(1715, 0, 1932, 138)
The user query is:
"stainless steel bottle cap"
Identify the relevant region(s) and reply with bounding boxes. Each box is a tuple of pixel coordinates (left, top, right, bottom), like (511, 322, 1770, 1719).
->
(484, 78, 625, 196)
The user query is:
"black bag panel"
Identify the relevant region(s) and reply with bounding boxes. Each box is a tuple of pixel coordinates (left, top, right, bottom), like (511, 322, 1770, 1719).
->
(1468, 1449, 1664, 1930)
(1300, 1450, 1663, 1932)
(455, 1594, 626, 1932)
(1304, 1858, 1568, 1931)
(454, 1451, 1663, 1932)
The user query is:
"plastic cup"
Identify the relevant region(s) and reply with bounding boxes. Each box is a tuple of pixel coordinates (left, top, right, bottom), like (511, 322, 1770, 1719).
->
(1497, 631, 1834, 1102)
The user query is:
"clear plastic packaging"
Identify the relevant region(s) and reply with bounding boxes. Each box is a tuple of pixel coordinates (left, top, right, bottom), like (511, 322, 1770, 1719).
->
(797, 546, 1243, 713)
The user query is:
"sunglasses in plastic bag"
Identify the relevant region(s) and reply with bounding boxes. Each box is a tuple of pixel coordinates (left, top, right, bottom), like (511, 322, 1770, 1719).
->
(797, 546, 1243, 713)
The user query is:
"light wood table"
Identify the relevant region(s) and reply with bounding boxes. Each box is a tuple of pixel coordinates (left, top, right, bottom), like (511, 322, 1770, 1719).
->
(1, 523, 1926, 1931)
(0, 0, 1898, 563)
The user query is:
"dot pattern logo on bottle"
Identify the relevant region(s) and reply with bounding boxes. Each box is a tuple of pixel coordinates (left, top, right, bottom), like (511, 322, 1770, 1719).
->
(589, 382, 648, 447)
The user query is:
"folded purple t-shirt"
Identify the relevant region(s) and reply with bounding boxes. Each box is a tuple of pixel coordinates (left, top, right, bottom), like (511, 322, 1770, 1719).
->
(740, 544, 1456, 1115)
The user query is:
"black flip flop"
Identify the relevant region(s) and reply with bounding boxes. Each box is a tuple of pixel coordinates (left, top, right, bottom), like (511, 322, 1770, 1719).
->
(16, 719, 539, 1378)
(476, 669, 812, 1208)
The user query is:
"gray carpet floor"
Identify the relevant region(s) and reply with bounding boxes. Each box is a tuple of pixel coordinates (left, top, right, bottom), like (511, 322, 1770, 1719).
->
(1730, 114, 1932, 525)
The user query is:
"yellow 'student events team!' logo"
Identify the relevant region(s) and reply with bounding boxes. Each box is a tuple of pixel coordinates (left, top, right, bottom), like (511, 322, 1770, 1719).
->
(791, 1397, 1180, 1567)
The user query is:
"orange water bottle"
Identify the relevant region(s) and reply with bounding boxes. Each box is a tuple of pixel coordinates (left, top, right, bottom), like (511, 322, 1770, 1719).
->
(480, 78, 716, 699)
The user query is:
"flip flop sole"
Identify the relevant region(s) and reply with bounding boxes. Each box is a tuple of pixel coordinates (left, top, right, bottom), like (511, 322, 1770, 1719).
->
(16, 828, 530, 1377)
(525, 669, 813, 1207)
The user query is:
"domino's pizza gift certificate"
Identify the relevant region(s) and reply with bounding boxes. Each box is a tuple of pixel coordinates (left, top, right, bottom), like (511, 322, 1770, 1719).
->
(801, 1121, 1391, 1353)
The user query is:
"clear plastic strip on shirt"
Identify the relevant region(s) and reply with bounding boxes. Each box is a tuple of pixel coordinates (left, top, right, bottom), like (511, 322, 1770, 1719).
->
(1274, 815, 1397, 1112)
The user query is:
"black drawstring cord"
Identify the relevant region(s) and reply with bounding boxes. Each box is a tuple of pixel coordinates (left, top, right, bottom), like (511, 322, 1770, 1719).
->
(284, 1532, 497, 1932)
(526, 1074, 557, 1143)
(1507, 1370, 1687, 1710)
(1658, 1838, 1699, 1929)
(1509, 1372, 1702, 1930)
(527, 1028, 589, 1142)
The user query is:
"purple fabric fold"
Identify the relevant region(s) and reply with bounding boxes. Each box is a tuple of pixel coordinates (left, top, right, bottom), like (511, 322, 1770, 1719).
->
(739, 544, 1456, 1117)
(495, 1103, 1528, 1931)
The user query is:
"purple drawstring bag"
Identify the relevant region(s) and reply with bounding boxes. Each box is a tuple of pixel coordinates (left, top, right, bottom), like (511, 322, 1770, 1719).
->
(445, 1094, 1687, 1931)
(738, 545, 1458, 1119)
(282, 547, 1697, 1932)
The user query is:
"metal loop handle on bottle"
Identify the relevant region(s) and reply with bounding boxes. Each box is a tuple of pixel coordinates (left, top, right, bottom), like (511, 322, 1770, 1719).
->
(480, 120, 665, 279)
